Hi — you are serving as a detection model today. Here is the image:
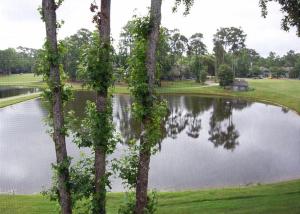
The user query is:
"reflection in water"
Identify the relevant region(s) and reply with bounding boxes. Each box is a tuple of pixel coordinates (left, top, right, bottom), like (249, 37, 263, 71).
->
(0, 86, 40, 99)
(111, 94, 251, 151)
(209, 100, 240, 151)
(1, 93, 300, 194)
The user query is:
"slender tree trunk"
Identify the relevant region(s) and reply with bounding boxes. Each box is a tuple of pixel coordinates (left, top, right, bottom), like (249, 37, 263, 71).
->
(94, 1, 111, 214)
(94, 92, 108, 214)
(135, 0, 162, 213)
(42, 0, 72, 213)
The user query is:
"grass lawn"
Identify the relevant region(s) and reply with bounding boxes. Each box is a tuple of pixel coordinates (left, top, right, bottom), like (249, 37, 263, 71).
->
(0, 73, 43, 87)
(1, 179, 300, 214)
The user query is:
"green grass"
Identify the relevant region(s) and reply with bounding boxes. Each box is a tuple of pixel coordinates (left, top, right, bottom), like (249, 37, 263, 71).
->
(0, 93, 41, 108)
(1, 74, 300, 114)
(1, 179, 300, 214)
(156, 79, 300, 114)
(0, 73, 43, 87)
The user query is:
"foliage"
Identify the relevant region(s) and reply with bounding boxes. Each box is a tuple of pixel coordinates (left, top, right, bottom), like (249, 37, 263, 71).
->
(120, 14, 168, 213)
(213, 27, 247, 54)
(200, 69, 208, 84)
(68, 99, 119, 212)
(190, 56, 202, 83)
(118, 192, 158, 214)
(236, 49, 252, 77)
(0, 47, 37, 75)
(290, 59, 300, 78)
(79, 32, 113, 93)
(36, 38, 73, 212)
(42, 154, 94, 213)
(156, 27, 174, 82)
(188, 33, 207, 56)
(218, 64, 234, 87)
(251, 65, 262, 77)
(62, 29, 92, 80)
(270, 66, 284, 78)
(71, 100, 119, 152)
(35, 41, 73, 112)
(169, 29, 189, 56)
(213, 40, 226, 70)
(172, 0, 195, 15)
(260, 0, 300, 36)
(112, 143, 139, 190)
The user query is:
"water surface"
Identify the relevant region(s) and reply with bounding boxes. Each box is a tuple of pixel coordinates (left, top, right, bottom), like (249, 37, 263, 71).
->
(0, 86, 40, 99)
(1, 93, 300, 194)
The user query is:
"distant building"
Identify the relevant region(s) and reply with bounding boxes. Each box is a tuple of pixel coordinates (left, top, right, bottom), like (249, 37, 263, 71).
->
(260, 67, 271, 78)
(232, 79, 249, 91)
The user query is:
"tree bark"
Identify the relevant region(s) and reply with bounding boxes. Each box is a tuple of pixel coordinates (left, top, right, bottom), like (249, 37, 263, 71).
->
(94, 92, 108, 214)
(42, 0, 72, 213)
(94, 1, 111, 214)
(135, 1, 162, 214)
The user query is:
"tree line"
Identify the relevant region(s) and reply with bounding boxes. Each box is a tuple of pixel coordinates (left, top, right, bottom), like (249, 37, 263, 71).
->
(2, 28, 300, 80)
(0, 47, 37, 74)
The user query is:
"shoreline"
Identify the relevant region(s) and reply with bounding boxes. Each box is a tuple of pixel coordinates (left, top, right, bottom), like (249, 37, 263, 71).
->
(1, 177, 300, 196)
(1, 87, 299, 116)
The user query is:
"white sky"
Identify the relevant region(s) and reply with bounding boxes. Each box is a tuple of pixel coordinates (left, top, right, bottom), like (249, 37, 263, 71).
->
(0, 0, 299, 56)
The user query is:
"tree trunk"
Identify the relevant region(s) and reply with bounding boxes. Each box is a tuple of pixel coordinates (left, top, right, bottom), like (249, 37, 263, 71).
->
(135, 134, 151, 214)
(94, 1, 111, 214)
(94, 92, 108, 214)
(135, 1, 162, 214)
(42, 0, 72, 213)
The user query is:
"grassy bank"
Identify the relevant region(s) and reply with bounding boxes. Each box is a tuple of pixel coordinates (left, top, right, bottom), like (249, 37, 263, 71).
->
(0, 73, 44, 87)
(1, 179, 300, 214)
(1, 74, 300, 114)
(0, 93, 41, 108)
(158, 79, 300, 114)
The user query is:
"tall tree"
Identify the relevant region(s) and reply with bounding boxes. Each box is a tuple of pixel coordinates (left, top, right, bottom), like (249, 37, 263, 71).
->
(213, 27, 246, 54)
(260, 0, 300, 36)
(133, 1, 194, 213)
(134, 1, 163, 213)
(188, 33, 207, 56)
(41, 0, 72, 213)
(89, 1, 112, 213)
(213, 27, 247, 76)
(63, 28, 92, 80)
(169, 29, 188, 56)
(213, 40, 226, 70)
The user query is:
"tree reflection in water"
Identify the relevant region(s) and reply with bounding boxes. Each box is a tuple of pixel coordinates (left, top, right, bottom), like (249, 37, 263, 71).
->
(209, 100, 239, 151)
(69, 92, 252, 151)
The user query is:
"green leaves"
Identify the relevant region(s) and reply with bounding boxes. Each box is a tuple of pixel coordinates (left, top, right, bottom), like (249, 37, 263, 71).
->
(172, 0, 194, 15)
(259, 0, 300, 36)
(117, 191, 158, 214)
(72, 100, 119, 153)
(111, 143, 139, 190)
(218, 64, 234, 87)
(79, 32, 113, 93)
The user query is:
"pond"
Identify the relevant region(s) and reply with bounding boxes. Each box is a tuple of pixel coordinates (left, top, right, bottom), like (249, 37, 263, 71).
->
(1, 92, 300, 194)
(0, 86, 40, 99)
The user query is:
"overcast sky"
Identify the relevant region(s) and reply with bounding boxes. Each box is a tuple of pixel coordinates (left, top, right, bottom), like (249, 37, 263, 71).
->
(0, 0, 299, 56)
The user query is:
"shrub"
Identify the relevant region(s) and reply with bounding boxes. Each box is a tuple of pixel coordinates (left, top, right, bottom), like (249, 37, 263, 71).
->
(218, 64, 234, 87)
(200, 70, 208, 84)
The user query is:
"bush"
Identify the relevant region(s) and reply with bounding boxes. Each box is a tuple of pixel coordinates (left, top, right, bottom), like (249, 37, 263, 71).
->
(218, 64, 234, 87)
(200, 70, 208, 84)
(118, 192, 158, 214)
